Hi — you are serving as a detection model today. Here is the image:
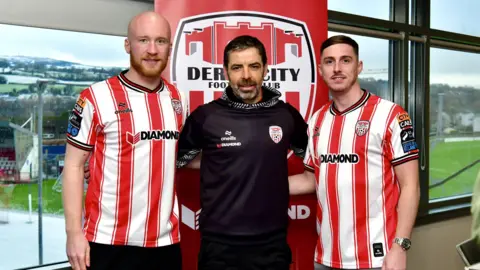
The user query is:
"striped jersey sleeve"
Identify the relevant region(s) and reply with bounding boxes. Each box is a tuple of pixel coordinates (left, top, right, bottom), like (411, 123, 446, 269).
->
(388, 108, 419, 166)
(303, 110, 319, 172)
(66, 89, 98, 151)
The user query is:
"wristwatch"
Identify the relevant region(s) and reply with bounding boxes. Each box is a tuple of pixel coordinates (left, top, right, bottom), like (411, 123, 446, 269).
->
(394, 237, 411, 251)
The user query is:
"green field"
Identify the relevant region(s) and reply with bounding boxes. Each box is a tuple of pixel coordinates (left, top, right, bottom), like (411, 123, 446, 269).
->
(0, 83, 28, 93)
(3, 179, 64, 215)
(429, 140, 480, 199)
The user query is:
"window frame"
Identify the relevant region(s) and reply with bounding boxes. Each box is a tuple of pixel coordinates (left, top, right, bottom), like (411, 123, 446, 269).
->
(0, 1, 153, 268)
(328, 0, 480, 223)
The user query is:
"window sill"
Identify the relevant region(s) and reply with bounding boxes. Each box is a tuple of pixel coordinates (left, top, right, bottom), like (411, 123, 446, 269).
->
(415, 203, 471, 226)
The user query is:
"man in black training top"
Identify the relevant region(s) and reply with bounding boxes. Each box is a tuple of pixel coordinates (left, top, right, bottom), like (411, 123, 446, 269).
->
(177, 35, 308, 270)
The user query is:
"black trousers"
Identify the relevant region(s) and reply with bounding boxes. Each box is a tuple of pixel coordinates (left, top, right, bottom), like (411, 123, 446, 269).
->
(87, 242, 182, 270)
(198, 237, 292, 270)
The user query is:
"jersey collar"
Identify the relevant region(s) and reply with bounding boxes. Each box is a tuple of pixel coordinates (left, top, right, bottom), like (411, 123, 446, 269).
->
(219, 86, 281, 109)
(330, 90, 370, 116)
(118, 70, 164, 94)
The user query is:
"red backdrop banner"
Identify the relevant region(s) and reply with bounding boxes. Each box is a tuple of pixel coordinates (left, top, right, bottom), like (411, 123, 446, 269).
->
(155, 1, 328, 269)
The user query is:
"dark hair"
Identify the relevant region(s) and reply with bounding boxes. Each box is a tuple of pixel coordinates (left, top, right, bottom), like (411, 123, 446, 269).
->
(320, 35, 359, 58)
(223, 35, 267, 67)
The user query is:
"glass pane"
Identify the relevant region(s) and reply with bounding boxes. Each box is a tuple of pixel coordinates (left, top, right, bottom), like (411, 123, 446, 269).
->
(328, 0, 390, 21)
(0, 23, 127, 268)
(429, 48, 480, 200)
(328, 32, 391, 101)
(431, 0, 480, 37)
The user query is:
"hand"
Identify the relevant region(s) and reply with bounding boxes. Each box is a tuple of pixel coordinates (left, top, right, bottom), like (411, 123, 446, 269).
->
(66, 231, 90, 270)
(84, 162, 90, 184)
(382, 244, 407, 270)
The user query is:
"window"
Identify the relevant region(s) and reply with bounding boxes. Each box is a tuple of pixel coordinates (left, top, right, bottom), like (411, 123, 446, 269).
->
(0, 23, 126, 269)
(328, 0, 390, 21)
(429, 48, 480, 200)
(431, 0, 480, 37)
(328, 31, 392, 101)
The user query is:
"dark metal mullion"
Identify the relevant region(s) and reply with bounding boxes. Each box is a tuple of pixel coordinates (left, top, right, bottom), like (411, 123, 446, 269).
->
(430, 28, 480, 47)
(329, 10, 480, 47)
(328, 10, 425, 36)
(411, 0, 430, 216)
(390, 0, 409, 106)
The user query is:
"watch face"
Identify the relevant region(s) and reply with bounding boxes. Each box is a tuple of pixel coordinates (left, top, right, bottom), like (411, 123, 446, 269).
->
(402, 239, 411, 249)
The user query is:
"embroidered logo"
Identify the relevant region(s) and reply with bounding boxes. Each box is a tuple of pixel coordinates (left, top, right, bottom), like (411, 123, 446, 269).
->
(269, 125, 283, 143)
(355, 120, 370, 136)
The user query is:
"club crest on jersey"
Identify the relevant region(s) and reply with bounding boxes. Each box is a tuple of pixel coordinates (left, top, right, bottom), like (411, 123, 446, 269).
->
(355, 120, 370, 136)
(171, 99, 182, 115)
(269, 125, 283, 143)
(171, 11, 317, 120)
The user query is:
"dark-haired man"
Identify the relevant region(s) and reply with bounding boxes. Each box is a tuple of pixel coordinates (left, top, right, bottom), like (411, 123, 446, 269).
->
(177, 35, 308, 270)
(289, 35, 420, 270)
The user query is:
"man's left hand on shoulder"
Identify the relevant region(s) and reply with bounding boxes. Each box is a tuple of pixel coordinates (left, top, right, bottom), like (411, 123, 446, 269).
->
(382, 244, 407, 270)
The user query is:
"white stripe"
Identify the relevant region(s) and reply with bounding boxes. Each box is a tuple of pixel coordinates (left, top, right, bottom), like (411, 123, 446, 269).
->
(91, 80, 119, 244)
(157, 92, 177, 246)
(338, 109, 359, 265)
(368, 100, 391, 267)
(126, 91, 151, 246)
(317, 113, 333, 265)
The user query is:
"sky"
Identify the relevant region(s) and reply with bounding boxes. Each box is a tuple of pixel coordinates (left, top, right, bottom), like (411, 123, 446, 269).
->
(328, 0, 480, 89)
(0, 0, 478, 88)
(0, 24, 128, 68)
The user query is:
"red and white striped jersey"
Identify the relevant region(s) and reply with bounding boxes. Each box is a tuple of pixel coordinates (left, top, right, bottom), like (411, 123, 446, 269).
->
(66, 71, 187, 247)
(303, 91, 419, 269)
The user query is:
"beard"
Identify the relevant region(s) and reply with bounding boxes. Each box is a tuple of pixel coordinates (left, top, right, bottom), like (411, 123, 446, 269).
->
(130, 54, 166, 78)
(230, 79, 262, 103)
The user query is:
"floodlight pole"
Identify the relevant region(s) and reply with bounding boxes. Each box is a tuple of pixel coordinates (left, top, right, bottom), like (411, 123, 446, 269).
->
(37, 81, 45, 265)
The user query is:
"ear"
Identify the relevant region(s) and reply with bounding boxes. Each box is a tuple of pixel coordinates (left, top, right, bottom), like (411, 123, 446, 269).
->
(124, 38, 131, 54)
(357, 60, 363, 75)
(263, 64, 268, 77)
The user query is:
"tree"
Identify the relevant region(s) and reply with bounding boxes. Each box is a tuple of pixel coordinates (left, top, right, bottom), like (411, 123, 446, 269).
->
(28, 84, 36, 93)
(50, 88, 62, 96)
(0, 75, 6, 84)
(8, 88, 18, 97)
(63, 85, 74, 96)
(0, 59, 8, 73)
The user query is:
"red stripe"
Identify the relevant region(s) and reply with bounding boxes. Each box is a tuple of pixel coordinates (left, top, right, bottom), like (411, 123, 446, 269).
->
(326, 115, 345, 268)
(165, 81, 184, 131)
(315, 166, 324, 263)
(285, 91, 300, 112)
(143, 95, 153, 246)
(214, 91, 223, 100)
(382, 106, 403, 252)
(108, 79, 135, 245)
(311, 105, 330, 263)
(83, 88, 106, 241)
(305, 84, 315, 120)
(312, 104, 331, 167)
(165, 81, 181, 243)
(189, 91, 204, 114)
(144, 94, 164, 247)
(352, 97, 379, 268)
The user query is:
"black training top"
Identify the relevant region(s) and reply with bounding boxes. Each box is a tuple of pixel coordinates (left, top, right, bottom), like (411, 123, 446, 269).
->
(177, 86, 308, 244)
